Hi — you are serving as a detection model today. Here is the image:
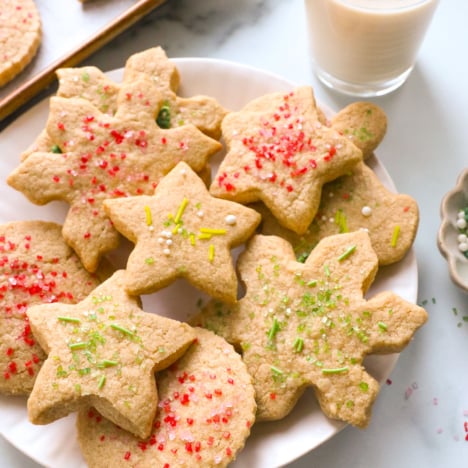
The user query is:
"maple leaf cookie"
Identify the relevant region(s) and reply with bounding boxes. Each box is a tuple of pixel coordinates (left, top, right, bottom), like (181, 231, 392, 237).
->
(256, 162, 419, 266)
(193, 231, 427, 427)
(210, 86, 363, 234)
(26, 270, 195, 439)
(22, 47, 226, 160)
(7, 75, 222, 272)
(77, 328, 256, 468)
(0, 0, 41, 88)
(103, 162, 261, 303)
(0, 221, 103, 396)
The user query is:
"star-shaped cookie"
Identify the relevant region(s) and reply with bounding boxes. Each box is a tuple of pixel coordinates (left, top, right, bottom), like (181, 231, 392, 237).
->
(26, 270, 195, 439)
(8, 75, 222, 272)
(210, 86, 363, 234)
(103, 162, 261, 302)
(256, 161, 419, 265)
(193, 231, 427, 427)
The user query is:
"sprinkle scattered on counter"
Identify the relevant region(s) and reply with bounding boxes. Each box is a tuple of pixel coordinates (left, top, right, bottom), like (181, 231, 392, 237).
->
(404, 381, 418, 400)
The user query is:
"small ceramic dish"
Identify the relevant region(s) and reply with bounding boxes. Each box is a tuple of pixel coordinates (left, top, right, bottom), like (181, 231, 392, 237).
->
(438, 168, 468, 293)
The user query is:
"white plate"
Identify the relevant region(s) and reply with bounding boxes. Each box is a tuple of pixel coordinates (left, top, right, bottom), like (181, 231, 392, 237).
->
(0, 58, 417, 468)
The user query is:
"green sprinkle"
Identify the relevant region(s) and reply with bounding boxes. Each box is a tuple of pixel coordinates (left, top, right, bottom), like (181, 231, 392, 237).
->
(391, 225, 400, 247)
(156, 104, 171, 128)
(324, 264, 330, 277)
(270, 365, 283, 375)
(322, 366, 349, 375)
(338, 245, 356, 262)
(58, 316, 81, 324)
(97, 360, 118, 368)
(307, 279, 317, 287)
(78, 367, 91, 376)
(145, 257, 155, 265)
(267, 317, 280, 341)
(98, 375, 106, 390)
(378, 321, 388, 331)
(297, 252, 309, 263)
(82, 71, 90, 82)
(174, 197, 188, 224)
(56, 365, 68, 378)
(51, 144, 62, 154)
(293, 337, 304, 353)
(68, 342, 87, 350)
(110, 323, 135, 337)
(359, 381, 369, 391)
(335, 209, 349, 233)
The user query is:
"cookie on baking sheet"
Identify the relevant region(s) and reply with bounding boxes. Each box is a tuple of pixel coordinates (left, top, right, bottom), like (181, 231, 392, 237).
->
(256, 161, 419, 266)
(0, 0, 41, 88)
(192, 232, 427, 427)
(331, 102, 387, 159)
(77, 327, 256, 468)
(8, 75, 222, 273)
(103, 161, 261, 303)
(22, 47, 226, 160)
(210, 86, 363, 234)
(26, 270, 195, 439)
(0, 221, 102, 396)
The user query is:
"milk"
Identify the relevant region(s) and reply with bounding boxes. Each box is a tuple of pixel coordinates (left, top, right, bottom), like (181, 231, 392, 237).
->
(305, 0, 439, 95)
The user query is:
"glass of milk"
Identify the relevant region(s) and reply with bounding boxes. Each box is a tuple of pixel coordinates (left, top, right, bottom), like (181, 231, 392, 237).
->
(304, 0, 439, 97)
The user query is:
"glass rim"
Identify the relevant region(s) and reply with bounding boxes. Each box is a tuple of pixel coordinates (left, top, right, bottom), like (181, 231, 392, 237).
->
(335, 0, 436, 12)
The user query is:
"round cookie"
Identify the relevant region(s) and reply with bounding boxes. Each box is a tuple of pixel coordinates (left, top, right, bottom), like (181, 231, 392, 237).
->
(0, 221, 102, 395)
(0, 0, 41, 87)
(330, 102, 387, 159)
(77, 327, 256, 468)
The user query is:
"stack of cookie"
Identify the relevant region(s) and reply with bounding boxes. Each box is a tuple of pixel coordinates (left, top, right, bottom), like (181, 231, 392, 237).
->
(2, 46, 427, 466)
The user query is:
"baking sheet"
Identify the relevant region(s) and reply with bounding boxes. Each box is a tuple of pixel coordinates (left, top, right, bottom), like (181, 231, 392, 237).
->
(0, 0, 166, 123)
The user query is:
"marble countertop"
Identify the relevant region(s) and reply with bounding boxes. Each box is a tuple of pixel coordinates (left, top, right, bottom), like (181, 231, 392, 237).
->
(1, 1, 467, 467)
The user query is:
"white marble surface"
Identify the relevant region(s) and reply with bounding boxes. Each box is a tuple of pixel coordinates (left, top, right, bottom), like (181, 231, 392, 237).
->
(1, 0, 467, 467)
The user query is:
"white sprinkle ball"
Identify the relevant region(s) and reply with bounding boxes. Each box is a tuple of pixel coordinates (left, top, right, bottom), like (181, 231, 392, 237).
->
(459, 242, 468, 253)
(166, 239, 173, 246)
(225, 214, 237, 225)
(458, 233, 467, 243)
(456, 218, 467, 229)
(361, 206, 372, 217)
(163, 248, 171, 256)
(158, 237, 164, 244)
(197, 210, 204, 218)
